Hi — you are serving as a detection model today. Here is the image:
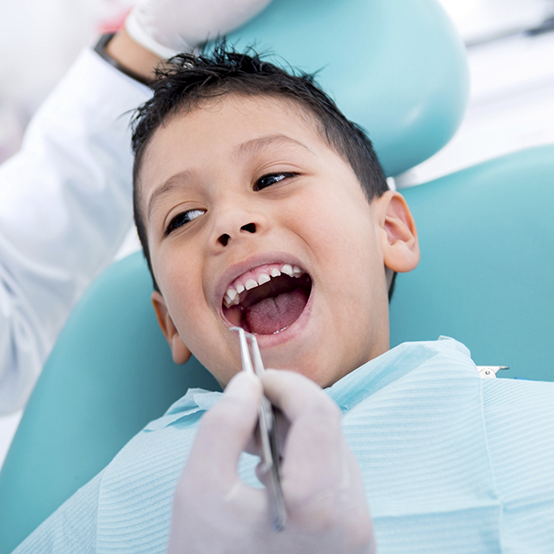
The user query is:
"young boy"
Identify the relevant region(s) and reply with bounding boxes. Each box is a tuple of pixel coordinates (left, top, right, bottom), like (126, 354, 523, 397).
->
(15, 40, 554, 554)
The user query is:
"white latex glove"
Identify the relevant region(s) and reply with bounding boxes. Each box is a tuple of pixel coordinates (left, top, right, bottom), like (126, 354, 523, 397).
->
(167, 370, 376, 554)
(125, 0, 273, 59)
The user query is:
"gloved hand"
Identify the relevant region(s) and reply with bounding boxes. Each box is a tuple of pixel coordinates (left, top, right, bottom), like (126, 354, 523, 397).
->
(125, 0, 273, 59)
(167, 370, 376, 554)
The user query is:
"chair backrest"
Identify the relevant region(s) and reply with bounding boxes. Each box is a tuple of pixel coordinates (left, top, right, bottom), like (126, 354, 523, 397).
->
(0, 0, 492, 551)
(390, 144, 554, 382)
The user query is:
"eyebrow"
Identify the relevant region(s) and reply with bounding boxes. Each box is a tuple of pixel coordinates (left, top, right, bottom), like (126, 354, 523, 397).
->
(147, 170, 195, 223)
(146, 134, 312, 222)
(233, 134, 312, 158)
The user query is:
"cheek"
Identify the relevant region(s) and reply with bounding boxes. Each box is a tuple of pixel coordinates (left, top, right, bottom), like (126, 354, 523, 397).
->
(155, 245, 204, 321)
(297, 193, 378, 269)
(304, 198, 385, 320)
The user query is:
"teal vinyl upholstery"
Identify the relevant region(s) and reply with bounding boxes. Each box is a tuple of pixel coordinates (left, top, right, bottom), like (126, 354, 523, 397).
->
(390, 144, 554, 382)
(225, 0, 469, 177)
(1, 0, 551, 552)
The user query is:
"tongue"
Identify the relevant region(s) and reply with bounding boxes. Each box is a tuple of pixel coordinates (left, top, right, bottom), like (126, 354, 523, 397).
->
(244, 288, 308, 335)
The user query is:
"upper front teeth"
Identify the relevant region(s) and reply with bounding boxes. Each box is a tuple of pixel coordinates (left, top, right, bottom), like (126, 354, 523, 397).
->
(226, 288, 238, 303)
(223, 264, 305, 308)
(281, 264, 293, 277)
(258, 273, 271, 285)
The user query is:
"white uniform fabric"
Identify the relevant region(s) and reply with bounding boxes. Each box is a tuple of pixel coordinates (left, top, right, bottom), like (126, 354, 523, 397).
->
(0, 48, 151, 414)
(13, 338, 554, 553)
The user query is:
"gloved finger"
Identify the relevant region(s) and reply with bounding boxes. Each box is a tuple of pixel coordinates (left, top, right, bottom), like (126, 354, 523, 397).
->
(243, 405, 289, 458)
(260, 370, 346, 509)
(260, 369, 339, 421)
(185, 371, 263, 486)
(126, 0, 274, 58)
(262, 370, 374, 546)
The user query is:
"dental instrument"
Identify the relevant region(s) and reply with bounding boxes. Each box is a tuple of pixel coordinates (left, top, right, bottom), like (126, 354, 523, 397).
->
(230, 327, 287, 531)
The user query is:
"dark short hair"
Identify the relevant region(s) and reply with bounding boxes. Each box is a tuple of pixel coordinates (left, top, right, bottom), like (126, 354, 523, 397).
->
(131, 42, 395, 297)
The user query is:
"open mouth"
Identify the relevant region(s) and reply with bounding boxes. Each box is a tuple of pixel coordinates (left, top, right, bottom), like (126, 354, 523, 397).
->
(222, 263, 312, 335)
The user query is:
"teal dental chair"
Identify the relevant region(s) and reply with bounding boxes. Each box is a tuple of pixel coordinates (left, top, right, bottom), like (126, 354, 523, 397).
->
(1, 0, 553, 552)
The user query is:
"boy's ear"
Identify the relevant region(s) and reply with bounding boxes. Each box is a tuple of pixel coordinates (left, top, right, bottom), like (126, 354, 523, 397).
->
(376, 190, 420, 273)
(151, 291, 192, 365)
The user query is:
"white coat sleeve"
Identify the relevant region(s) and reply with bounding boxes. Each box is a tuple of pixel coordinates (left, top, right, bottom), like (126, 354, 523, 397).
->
(0, 47, 151, 415)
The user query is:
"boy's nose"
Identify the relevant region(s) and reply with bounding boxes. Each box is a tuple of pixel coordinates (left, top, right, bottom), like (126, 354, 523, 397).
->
(209, 198, 270, 250)
(218, 222, 256, 247)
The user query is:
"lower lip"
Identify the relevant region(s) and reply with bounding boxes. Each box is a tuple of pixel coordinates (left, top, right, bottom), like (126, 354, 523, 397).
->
(222, 287, 314, 349)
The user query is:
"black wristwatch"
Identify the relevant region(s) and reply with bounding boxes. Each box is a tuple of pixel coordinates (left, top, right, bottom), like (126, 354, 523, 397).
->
(94, 33, 152, 87)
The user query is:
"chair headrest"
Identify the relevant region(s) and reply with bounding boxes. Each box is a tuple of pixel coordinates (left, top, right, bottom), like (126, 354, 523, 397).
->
(226, 0, 469, 176)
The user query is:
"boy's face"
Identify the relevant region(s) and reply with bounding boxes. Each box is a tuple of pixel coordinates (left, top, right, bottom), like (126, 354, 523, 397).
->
(138, 94, 418, 387)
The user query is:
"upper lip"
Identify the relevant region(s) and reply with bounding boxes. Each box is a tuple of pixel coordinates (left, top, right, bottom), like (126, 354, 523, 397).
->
(215, 251, 309, 310)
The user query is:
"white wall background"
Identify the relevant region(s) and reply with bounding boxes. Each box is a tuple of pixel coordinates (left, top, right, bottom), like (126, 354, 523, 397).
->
(1, 0, 554, 466)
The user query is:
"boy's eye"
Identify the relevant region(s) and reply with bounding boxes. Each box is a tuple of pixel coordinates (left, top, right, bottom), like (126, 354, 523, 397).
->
(254, 172, 298, 191)
(165, 209, 205, 235)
